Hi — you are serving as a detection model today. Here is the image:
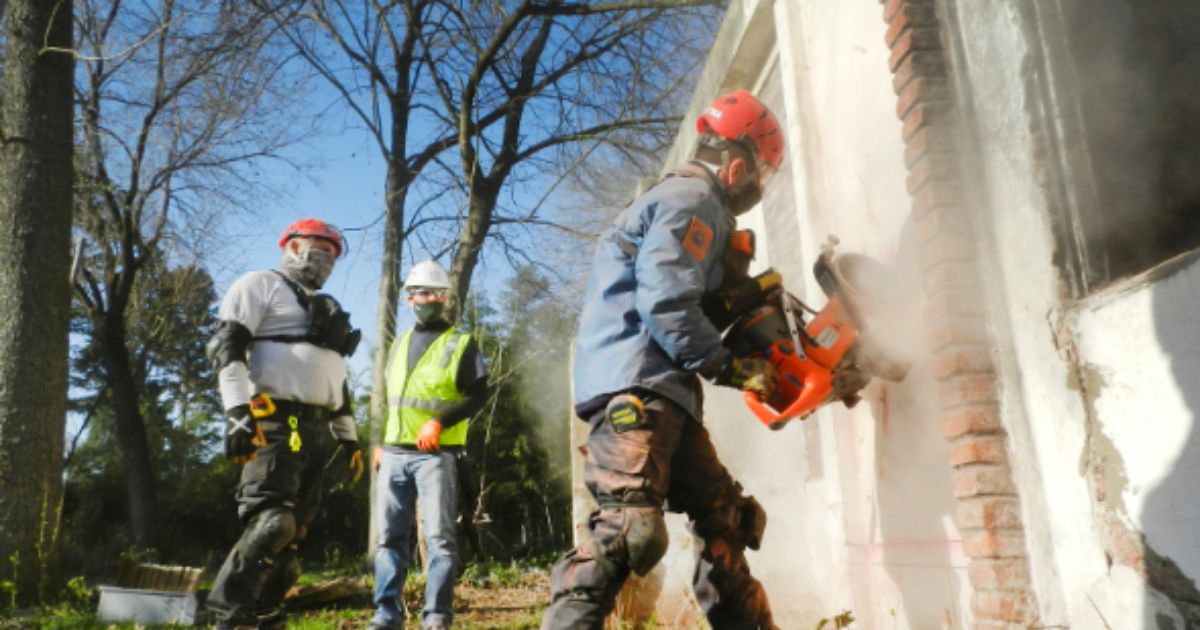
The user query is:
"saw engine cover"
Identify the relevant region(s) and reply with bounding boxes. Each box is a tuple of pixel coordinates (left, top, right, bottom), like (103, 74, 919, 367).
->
(724, 239, 911, 429)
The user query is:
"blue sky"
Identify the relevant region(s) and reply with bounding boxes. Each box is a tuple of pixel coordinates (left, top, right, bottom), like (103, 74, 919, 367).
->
(211, 129, 399, 385)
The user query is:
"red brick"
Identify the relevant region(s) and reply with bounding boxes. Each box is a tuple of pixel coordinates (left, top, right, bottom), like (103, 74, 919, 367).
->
(939, 374, 998, 409)
(886, 3, 938, 46)
(952, 465, 1016, 498)
(923, 261, 978, 295)
(896, 76, 952, 119)
(911, 182, 961, 218)
(975, 622, 1030, 630)
(963, 529, 1027, 559)
(918, 232, 973, 270)
(968, 558, 1031, 591)
(893, 51, 947, 94)
(934, 344, 994, 379)
(927, 286, 987, 318)
(941, 404, 1004, 438)
(916, 205, 969, 245)
(889, 27, 943, 71)
(902, 102, 952, 142)
(884, 0, 935, 23)
(906, 154, 957, 193)
(948, 434, 1009, 467)
(972, 589, 1034, 622)
(928, 315, 989, 350)
(1106, 519, 1146, 569)
(905, 126, 955, 167)
(956, 496, 1022, 529)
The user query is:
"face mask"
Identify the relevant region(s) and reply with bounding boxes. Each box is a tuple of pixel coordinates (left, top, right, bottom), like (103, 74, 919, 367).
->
(280, 240, 336, 289)
(414, 301, 445, 324)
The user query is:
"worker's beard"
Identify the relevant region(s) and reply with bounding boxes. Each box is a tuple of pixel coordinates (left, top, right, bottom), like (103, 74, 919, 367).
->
(726, 179, 763, 216)
(280, 242, 335, 290)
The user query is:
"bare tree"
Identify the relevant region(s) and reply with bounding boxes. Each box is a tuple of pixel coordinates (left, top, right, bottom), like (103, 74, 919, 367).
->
(263, 0, 464, 458)
(71, 0, 305, 547)
(273, 0, 718, 437)
(420, 0, 721, 317)
(0, 0, 74, 606)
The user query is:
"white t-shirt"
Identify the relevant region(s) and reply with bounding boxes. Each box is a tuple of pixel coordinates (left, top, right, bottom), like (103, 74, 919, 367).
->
(216, 269, 356, 440)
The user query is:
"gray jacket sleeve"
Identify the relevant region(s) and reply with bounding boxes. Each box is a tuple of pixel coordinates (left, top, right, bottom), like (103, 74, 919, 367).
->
(633, 197, 726, 372)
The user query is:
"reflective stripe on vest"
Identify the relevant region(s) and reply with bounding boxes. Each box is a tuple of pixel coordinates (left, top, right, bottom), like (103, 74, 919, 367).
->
(383, 327, 472, 446)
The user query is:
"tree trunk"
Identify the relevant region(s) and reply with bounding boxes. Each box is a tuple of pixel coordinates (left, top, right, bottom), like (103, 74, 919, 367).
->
(99, 313, 159, 548)
(367, 148, 410, 554)
(447, 191, 497, 320)
(0, 0, 74, 607)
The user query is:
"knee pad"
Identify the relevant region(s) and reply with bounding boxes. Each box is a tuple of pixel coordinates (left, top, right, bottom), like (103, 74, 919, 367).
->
(738, 496, 766, 551)
(276, 544, 301, 588)
(695, 495, 766, 551)
(619, 507, 668, 576)
(238, 508, 297, 561)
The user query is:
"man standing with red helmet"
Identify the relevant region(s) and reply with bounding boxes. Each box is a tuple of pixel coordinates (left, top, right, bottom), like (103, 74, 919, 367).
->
(540, 90, 786, 630)
(205, 218, 365, 630)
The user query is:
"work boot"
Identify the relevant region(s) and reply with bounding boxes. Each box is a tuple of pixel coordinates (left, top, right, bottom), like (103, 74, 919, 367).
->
(255, 609, 287, 630)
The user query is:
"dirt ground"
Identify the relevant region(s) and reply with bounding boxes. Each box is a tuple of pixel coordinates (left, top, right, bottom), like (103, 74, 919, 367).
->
(288, 571, 551, 629)
(450, 576, 549, 628)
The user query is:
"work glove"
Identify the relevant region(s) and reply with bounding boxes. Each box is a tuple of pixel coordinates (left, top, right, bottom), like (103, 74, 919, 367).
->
(715, 355, 779, 398)
(416, 419, 443, 452)
(224, 404, 266, 465)
(338, 439, 364, 483)
(373, 445, 383, 472)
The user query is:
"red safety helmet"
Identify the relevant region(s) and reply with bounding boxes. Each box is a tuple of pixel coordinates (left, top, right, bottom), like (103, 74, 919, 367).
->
(695, 89, 784, 171)
(278, 218, 345, 257)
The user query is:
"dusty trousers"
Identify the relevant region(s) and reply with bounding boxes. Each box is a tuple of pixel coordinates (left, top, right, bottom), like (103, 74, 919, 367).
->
(206, 403, 335, 626)
(541, 389, 777, 630)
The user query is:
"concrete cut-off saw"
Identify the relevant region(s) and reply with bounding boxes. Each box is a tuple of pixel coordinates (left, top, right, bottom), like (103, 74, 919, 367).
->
(715, 236, 911, 430)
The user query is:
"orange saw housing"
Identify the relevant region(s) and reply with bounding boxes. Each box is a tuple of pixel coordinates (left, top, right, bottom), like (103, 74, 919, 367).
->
(720, 240, 908, 430)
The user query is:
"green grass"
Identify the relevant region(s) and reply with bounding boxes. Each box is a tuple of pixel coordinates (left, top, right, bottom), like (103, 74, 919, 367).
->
(0, 558, 554, 629)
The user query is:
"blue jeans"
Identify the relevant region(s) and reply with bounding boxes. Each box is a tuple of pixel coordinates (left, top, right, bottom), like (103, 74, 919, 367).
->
(372, 450, 460, 629)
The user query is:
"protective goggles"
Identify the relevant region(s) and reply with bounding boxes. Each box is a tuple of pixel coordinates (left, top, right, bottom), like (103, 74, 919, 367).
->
(407, 288, 448, 298)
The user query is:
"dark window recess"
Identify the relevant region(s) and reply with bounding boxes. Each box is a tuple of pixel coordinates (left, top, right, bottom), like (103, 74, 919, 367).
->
(1057, 0, 1200, 292)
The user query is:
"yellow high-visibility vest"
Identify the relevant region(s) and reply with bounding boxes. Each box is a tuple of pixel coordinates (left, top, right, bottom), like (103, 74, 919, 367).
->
(383, 327, 471, 446)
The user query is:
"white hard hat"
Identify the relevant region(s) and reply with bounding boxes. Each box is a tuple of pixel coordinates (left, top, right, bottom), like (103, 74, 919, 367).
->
(404, 260, 452, 289)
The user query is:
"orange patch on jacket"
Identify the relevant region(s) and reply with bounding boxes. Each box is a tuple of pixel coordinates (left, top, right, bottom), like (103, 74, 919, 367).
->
(683, 217, 714, 261)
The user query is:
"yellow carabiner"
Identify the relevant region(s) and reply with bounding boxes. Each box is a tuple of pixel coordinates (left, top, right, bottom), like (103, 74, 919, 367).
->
(287, 415, 302, 452)
(249, 393, 276, 419)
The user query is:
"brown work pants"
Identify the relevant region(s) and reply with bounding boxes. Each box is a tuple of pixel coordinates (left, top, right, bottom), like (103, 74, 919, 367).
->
(541, 390, 777, 630)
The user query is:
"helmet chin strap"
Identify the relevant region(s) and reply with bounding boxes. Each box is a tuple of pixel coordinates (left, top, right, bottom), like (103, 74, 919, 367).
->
(713, 144, 763, 216)
(726, 178, 763, 216)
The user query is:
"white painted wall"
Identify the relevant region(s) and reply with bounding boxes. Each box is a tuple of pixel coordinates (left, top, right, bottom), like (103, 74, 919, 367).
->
(648, 1, 972, 628)
(951, 1, 1200, 627)
(1069, 256, 1200, 628)
(614, 1, 1200, 628)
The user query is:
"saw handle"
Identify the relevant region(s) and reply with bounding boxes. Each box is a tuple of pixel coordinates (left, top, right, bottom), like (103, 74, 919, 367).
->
(743, 365, 834, 430)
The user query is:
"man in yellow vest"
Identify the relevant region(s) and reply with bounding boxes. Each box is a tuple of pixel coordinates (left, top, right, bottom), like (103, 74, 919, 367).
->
(370, 260, 488, 630)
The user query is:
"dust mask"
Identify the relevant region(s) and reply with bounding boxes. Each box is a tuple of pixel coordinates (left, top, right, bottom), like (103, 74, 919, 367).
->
(414, 302, 445, 324)
(280, 240, 335, 289)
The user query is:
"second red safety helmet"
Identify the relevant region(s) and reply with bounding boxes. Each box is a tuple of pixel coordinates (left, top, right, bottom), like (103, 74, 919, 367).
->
(278, 218, 346, 257)
(695, 89, 784, 171)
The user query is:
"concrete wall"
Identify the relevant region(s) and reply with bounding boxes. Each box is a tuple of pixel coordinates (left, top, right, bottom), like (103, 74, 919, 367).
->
(589, 0, 1200, 628)
(647, 0, 973, 627)
(948, 0, 1200, 626)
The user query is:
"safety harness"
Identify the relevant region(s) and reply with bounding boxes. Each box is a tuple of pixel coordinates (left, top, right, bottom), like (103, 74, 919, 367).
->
(254, 271, 362, 357)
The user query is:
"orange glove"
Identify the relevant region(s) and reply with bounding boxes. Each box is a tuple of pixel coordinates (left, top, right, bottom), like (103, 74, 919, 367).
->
(709, 354, 779, 398)
(416, 419, 443, 452)
(339, 440, 364, 484)
(373, 445, 383, 472)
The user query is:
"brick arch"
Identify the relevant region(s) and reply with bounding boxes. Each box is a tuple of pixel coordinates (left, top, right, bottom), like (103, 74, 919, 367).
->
(881, 0, 1038, 627)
